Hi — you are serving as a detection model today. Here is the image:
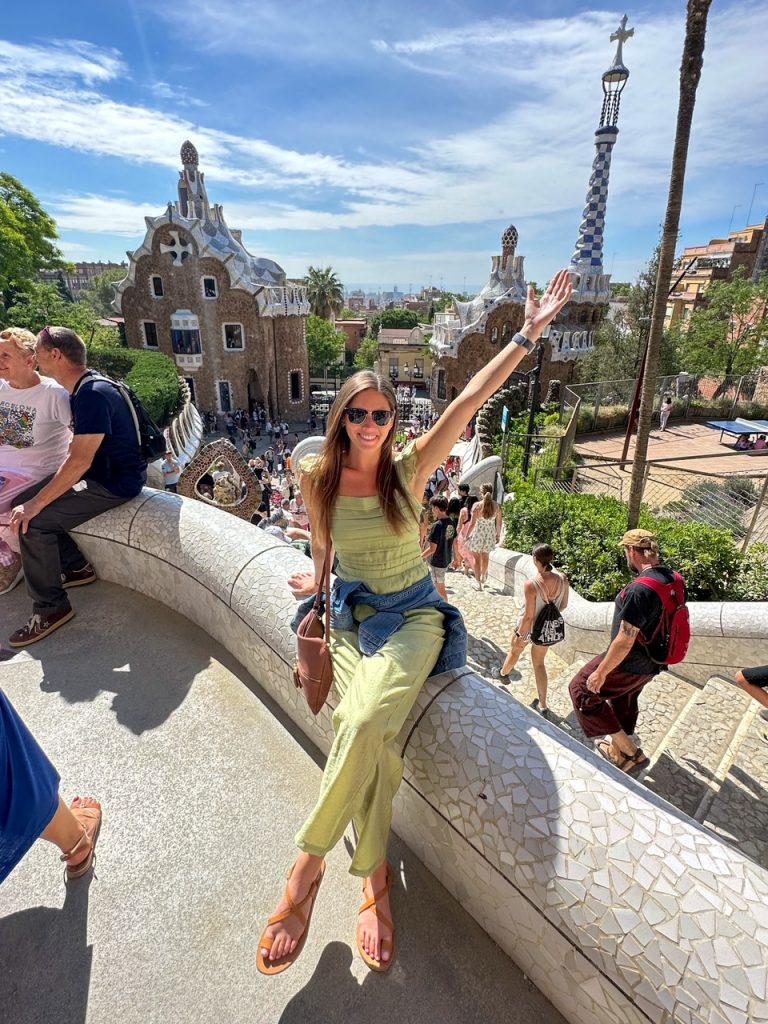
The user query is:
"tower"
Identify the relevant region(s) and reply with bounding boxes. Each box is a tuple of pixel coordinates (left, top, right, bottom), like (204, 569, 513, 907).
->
(550, 15, 634, 361)
(177, 139, 211, 221)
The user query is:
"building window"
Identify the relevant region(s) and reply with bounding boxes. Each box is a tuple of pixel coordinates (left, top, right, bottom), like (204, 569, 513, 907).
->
(436, 369, 446, 401)
(290, 370, 302, 403)
(414, 358, 424, 379)
(389, 358, 399, 380)
(218, 381, 232, 413)
(202, 276, 218, 299)
(151, 276, 164, 298)
(142, 321, 158, 348)
(223, 323, 244, 350)
(171, 327, 202, 355)
(491, 327, 498, 343)
(501, 323, 512, 342)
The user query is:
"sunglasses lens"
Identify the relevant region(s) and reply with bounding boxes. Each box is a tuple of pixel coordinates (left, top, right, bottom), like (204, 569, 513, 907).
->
(345, 407, 393, 426)
(372, 410, 392, 426)
(345, 408, 366, 424)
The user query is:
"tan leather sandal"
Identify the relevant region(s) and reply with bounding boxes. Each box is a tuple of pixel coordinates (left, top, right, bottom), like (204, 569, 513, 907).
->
(356, 863, 396, 973)
(61, 797, 102, 880)
(256, 861, 326, 976)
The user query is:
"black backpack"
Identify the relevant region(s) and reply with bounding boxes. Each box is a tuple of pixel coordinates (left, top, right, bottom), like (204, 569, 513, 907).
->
(76, 371, 167, 465)
(530, 576, 566, 647)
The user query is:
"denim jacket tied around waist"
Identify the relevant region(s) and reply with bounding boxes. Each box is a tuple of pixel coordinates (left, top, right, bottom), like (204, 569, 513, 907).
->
(291, 572, 467, 678)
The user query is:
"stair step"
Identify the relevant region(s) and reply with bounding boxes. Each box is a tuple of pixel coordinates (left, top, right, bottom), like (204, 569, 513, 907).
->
(642, 675, 753, 817)
(633, 671, 700, 760)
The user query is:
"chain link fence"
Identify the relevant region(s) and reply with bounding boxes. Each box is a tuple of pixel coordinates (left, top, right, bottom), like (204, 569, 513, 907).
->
(562, 373, 765, 434)
(533, 457, 768, 550)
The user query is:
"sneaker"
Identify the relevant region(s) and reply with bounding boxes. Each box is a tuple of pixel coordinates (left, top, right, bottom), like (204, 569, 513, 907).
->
(0, 555, 23, 596)
(530, 698, 551, 719)
(8, 608, 75, 648)
(62, 563, 96, 589)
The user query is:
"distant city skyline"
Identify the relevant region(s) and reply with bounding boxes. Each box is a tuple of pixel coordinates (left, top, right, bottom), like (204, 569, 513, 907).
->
(1, 2, 767, 291)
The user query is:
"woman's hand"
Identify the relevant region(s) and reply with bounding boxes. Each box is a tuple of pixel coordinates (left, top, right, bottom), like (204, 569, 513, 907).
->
(288, 571, 317, 599)
(523, 269, 573, 340)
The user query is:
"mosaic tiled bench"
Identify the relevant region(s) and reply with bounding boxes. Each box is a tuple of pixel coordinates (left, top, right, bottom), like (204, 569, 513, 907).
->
(489, 548, 768, 688)
(73, 492, 768, 1024)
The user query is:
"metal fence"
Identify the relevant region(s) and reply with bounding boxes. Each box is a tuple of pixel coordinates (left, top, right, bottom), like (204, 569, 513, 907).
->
(533, 454, 768, 550)
(562, 373, 763, 434)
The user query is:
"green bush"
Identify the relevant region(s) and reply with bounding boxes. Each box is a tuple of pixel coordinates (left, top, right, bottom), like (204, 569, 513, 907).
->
(502, 487, 747, 602)
(88, 347, 182, 427)
(729, 543, 768, 600)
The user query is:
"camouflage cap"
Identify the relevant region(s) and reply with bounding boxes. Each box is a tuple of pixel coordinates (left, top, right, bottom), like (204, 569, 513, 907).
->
(619, 529, 659, 552)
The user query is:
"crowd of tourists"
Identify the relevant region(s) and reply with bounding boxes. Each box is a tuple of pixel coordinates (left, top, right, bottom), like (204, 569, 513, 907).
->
(2, 291, 767, 981)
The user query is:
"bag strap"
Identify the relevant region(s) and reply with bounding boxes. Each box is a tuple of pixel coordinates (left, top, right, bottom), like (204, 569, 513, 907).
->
(312, 551, 332, 644)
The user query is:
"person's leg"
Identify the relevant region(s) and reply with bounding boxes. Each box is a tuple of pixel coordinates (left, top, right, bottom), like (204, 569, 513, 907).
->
(501, 631, 527, 677)
(17, 480, 129, 616)
(734, 669, 768, 708)
(531, 645, 549, 711)
(431, 565, 447, 600)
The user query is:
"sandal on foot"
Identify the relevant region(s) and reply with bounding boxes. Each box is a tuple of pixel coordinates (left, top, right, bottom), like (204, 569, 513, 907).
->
(597, 742, 648, 775)
(61, 797, 102, 880)
(256, 861, 325, 976)
(356, 864, 396, 973)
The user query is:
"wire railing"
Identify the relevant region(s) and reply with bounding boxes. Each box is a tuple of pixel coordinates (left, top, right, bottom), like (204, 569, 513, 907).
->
(533, 454, 768, 550)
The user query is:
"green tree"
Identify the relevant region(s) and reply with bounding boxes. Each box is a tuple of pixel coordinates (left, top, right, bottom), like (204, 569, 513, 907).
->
(5, 283, 119, 347)
(675, 268, 768, 378)
(337, 307, 360, 320)
(79, 266, 126, 318)
(354, 333, 379, 369)
(628, 0, 712, 528)
(368, 307, 420, 339)
(305, 315, 346, 374)
(0, 173, 66, 320)
(306, 266, 344, 321)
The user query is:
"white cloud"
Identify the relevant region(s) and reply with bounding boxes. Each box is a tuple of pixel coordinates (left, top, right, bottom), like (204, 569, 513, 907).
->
(2, 3, 767, 253)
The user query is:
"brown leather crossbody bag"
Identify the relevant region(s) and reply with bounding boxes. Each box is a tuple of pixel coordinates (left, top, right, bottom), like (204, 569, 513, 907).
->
(293, 553, 333, 715)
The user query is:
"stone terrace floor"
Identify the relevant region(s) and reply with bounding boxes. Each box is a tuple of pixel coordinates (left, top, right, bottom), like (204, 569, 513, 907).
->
(0, 581, 564, 1024)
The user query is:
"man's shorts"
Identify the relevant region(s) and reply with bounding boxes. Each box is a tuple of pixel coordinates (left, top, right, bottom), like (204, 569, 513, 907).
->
(430, 564, 447, 585)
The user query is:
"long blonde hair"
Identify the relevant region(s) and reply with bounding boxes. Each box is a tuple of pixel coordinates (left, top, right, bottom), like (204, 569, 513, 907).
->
(479, 482, 496, 518)
(302, 371, 416, 544)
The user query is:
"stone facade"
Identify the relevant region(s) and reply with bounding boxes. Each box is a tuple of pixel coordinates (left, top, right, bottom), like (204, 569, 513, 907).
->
(116, 142, 310, 420)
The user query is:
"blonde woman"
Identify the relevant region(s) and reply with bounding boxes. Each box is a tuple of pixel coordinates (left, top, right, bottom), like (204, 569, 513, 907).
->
(466, 483, 502, 590)
(256, 270, 572, 976)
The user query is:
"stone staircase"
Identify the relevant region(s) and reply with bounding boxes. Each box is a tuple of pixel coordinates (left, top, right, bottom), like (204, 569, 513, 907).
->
(447, 570, 768, 871)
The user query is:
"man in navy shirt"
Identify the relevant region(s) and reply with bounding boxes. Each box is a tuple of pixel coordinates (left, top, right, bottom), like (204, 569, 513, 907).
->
(6, 327, 146, 647)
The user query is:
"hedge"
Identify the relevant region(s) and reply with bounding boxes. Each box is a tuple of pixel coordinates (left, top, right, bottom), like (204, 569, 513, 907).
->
(502, 483, 764, 601)
(88, 347, 183, 427)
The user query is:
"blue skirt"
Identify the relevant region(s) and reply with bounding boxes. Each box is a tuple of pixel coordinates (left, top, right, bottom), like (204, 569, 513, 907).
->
(0, 688, 60, 884)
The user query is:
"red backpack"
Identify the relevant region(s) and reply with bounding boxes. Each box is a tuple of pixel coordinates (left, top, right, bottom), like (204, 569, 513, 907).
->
(625, 572, 690, 665)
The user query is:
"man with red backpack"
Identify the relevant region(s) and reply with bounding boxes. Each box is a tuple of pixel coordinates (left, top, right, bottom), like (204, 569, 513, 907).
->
(568, 529, 689, 774)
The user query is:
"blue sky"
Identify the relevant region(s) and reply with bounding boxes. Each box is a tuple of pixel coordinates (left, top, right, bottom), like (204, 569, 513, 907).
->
(1, 1, 767, 293)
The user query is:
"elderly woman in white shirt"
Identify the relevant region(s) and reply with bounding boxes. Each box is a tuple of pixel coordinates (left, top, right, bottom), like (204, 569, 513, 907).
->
(0, 328, 73, 595)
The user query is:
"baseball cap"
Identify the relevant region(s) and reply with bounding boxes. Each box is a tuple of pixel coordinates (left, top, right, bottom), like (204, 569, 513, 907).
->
(619, 529, 659, 552)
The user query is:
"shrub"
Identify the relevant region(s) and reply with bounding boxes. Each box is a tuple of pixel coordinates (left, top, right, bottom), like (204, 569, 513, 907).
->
(88, 347, 182, 427)
(730, 543, 768, 600)
(502, 487, 747, 602)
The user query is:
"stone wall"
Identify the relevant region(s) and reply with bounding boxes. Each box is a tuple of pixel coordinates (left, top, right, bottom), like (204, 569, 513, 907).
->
(70, 495, 768, 1024)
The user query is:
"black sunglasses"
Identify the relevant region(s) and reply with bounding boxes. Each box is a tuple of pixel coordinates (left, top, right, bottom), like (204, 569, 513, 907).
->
(345, 407, 394, 427)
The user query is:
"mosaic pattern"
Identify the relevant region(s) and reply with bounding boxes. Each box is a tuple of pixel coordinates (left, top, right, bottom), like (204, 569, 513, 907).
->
(570, 133, 617, 270)
(175, 438, 264, 523)
(71, 498, 768, 1024)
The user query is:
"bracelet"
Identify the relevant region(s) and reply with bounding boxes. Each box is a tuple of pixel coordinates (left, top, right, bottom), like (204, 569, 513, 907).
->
(512, 332, 536, 353)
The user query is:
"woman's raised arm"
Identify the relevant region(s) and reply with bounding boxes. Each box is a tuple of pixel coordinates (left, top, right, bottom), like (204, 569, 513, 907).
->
(411, 269, 572, 494)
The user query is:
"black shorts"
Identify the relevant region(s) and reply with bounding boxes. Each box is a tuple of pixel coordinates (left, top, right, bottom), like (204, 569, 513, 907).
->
(741, 665, 768, 688)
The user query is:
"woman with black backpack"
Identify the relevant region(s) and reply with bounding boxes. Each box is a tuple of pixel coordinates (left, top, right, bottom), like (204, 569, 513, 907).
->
(499, 543, 569, 719)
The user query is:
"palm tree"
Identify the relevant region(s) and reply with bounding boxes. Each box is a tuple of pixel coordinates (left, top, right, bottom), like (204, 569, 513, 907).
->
(306, 266, 344, 321)
(627, 0, 712, 527)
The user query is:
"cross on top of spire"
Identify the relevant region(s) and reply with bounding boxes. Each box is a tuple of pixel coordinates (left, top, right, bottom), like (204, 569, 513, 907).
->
(609, 14, 634, 68)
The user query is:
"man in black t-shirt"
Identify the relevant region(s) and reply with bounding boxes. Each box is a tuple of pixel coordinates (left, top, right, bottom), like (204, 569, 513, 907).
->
(7, 327, 146, 648)
(568, 530, 682, 775)
(422, 496, 456, 599)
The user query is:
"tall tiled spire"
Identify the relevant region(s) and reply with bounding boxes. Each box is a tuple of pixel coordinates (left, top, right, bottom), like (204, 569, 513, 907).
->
(569, 15, 634, 276)
(177, 140, 211, 221)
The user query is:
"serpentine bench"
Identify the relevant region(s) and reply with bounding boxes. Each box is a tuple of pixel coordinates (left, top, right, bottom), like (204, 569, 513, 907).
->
(72, 491, 768, 1024)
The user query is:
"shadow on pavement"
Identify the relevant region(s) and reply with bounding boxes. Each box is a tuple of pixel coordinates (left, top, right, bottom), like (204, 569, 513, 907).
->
(0, 876, 93, 1024)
